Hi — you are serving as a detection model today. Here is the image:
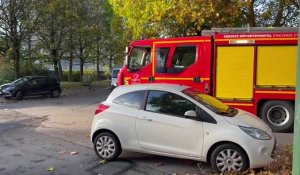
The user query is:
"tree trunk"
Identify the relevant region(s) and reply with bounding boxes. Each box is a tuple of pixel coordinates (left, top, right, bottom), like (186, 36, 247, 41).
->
(53, 59, 59, 80)
(27, 36, 32, 58)
(58, 60, 63, 81)
(13, 42, 21, 79)
(79, 49, 84, 82)
(247, 0, 256, 27)
(96, 43, 100, 81)
(109, 53, 113, 73)
(51, 49, 60, 81)
(68, 51, 73, 82)
(273, 0, 284, 27)
(80, 60, 84, 82)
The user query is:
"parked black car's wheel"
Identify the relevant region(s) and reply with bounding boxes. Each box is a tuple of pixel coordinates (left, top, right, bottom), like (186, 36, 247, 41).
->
(4, 97, 11, 100)
(94, 132, 121, 160)
(51, 89, 60, 98)
(211, 143, 249, 173)
(16, 91, 24, 100)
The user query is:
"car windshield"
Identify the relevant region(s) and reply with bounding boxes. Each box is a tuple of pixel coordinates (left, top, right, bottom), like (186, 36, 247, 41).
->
(128, 47, 151, 70)
(182, 88, 238, 117)
(12, 77, 30, 85)
(112, 70, 119, 78)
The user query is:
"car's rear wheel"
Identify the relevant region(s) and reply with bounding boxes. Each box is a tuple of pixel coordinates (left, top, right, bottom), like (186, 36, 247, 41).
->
(51, 89, 60, 98)
(94, 132, 121, 160)
(211, 143, 249, 173)
(16, 91, 24, 100)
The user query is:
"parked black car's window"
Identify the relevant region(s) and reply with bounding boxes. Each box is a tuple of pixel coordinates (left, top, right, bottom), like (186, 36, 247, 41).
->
(36, 78, 47, 85)
(113, 91, 145, 109)
(146, 90, 196, 117)
(12, 77, 30, 85)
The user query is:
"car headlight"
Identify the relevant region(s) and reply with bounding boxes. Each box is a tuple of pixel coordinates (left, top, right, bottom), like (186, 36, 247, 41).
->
(239, 126, 272, 140)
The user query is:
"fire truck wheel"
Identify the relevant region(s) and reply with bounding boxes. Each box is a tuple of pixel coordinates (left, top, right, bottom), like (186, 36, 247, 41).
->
(260, 100, 294, 133)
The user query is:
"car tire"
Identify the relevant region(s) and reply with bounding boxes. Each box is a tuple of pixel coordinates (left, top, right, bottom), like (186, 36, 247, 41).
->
(4, 97, 11, 100)
(210, 143, 249, 173)
(51, 89, 60, 98)
(93, 132, 121, 160)
(16, 91, 24, 100)
(260, 100, 294, 133)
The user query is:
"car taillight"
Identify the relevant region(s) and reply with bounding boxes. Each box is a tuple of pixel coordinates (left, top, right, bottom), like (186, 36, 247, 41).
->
(95, 104, 110, 115)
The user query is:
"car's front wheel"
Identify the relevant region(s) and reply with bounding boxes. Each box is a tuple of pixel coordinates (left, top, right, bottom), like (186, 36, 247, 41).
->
(210, 143, 249, 173)
(94, 132, 121, 160)
(16, 91, 24, 100)
(51, 89, 60, 98)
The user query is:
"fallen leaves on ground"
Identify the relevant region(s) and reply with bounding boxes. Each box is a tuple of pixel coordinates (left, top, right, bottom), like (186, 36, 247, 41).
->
(155, 162, 164, 167)
(99, 160, 106, 164)
(70, 151, 78, 155)
(47, 167, 54, 172)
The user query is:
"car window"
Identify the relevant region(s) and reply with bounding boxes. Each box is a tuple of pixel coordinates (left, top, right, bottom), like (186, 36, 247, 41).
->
(146, 90, 196, 117)
(128, 47, 151, 70)
(112, 70, 119, 78)
(28, 79, 38, 86)
(113, 91, 146, 109)
(156, 48, 170, 68)
(171, 46, 197, 68)
(37, 78, 47, 85)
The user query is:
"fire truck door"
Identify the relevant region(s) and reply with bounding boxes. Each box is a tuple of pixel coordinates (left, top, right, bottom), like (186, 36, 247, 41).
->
(163, 43, 206, 91)
(152, 44, 173, 83)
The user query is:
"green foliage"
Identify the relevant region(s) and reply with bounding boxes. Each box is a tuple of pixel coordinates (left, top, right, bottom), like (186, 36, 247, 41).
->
(109, 0, 299, 39)
(62, 70, 99, 82)
(0, 60, 15, 84)
(108, 0, 243, 38)
(0, 58, 51, 84)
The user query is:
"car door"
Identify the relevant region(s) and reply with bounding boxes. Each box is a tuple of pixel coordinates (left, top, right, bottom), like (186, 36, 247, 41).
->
(25, 78, 40, 96)
(136, 90, 204, 158)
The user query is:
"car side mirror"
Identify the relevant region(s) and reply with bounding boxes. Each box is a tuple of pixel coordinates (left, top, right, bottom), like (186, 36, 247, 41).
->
(184, 110, 198, 120)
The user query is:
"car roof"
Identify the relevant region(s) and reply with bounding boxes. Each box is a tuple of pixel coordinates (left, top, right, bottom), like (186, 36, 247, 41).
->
(24, 76, 56, 79)
(106, 83, 189, 102)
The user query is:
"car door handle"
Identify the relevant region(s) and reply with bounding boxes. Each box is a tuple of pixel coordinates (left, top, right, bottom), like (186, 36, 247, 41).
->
(139, 116, 152, 122)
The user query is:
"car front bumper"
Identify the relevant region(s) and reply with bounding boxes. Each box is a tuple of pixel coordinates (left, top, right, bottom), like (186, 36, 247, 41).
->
(243, 136, 275, 169)
(0, 90, 13, 98)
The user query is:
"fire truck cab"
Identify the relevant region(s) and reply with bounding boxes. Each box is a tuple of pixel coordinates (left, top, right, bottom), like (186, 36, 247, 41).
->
(118, 27, 298, 132)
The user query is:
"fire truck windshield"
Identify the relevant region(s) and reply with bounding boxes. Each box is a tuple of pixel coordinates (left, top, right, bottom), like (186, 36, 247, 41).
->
(128, 47, 151, 70)
(183, 88, 238, 117)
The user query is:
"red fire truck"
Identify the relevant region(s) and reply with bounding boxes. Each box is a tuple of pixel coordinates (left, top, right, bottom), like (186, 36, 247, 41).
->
(118, 27, 298, 132)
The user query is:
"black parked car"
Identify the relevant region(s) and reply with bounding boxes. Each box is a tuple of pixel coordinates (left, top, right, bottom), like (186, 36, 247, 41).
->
(0, 76, 61, 100)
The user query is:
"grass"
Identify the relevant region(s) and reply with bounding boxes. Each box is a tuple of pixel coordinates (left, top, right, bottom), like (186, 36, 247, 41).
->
(60, 80, 111, 91)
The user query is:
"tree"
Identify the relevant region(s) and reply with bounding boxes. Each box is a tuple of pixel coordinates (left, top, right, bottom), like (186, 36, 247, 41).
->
(108, 0, 243, 38)
(34, 0, 69, 80)
(109, 0, 299, 39)
(0, 0, 36, 79)
(242, 0, 299, 27)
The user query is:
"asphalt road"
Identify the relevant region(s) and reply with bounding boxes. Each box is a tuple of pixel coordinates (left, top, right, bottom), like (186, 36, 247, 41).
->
(0, 86, 294, 175)
(0, 88, 212, 175)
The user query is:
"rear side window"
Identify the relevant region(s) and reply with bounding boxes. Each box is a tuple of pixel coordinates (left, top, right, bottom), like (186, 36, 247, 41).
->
(113, 91, 145, 109)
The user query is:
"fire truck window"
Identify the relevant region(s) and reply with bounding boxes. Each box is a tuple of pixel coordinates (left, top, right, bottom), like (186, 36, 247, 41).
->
(172, 46, 196, 68)
(129, 47, 151, 70)
(156, 48, 170, 67)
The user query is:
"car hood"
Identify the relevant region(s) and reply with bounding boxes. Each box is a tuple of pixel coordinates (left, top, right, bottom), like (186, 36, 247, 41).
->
(224, 109, 270, 132)
(0, 83, 12, 90)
